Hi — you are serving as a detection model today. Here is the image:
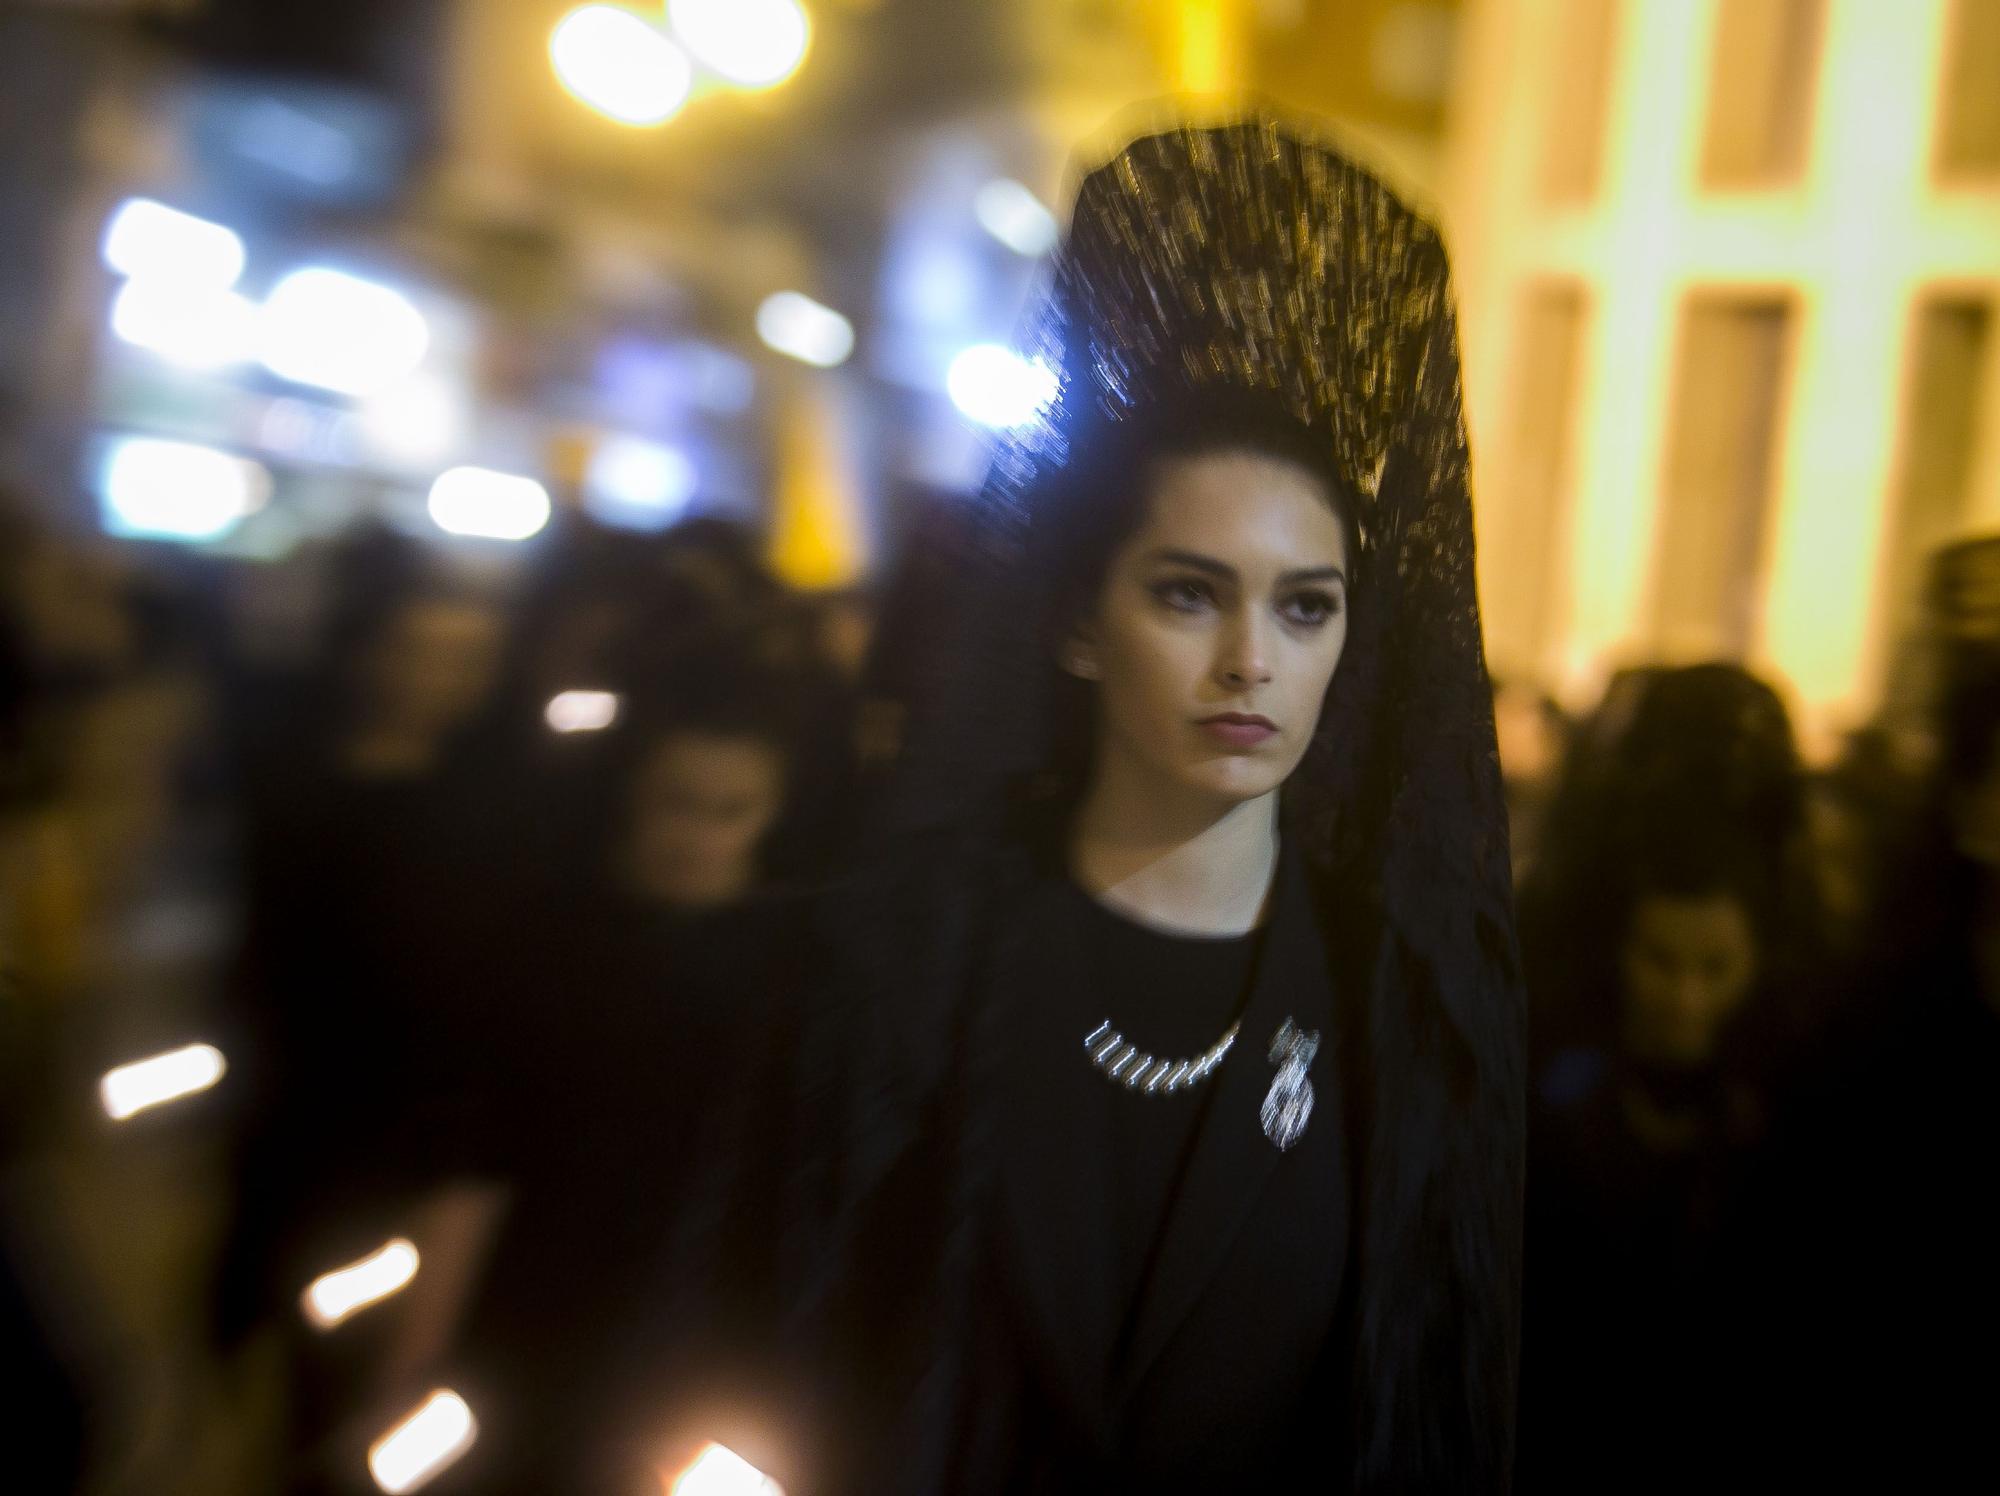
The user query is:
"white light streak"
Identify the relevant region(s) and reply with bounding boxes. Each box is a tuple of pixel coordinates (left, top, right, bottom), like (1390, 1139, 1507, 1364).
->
(544, 690, 622, 733)
(369, 1390, 476, 1493)
(100, 1043, 227, 1120)
(302, 1238, 420, 1330)
(756, 291, 854, 368)
(102, 198, 246, 288)
(426, 466, 552, 542)
(946, 344, 1059, 429)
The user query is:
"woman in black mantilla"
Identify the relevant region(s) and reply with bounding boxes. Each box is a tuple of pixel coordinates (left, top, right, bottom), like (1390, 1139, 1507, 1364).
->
(747, 116, 1527, 1495)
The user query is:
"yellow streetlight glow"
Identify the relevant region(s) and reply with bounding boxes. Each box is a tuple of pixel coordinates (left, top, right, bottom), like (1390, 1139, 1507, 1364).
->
(551, 5, 694, 126)
(667, 0, 811, 89)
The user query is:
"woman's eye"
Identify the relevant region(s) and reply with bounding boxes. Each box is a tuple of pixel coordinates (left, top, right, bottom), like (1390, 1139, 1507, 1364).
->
(1151, 577, 1214, 613)
(1280, 590, 1341, 627)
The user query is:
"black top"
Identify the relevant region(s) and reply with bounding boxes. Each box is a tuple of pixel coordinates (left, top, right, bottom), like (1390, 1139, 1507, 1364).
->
(1021, 882, 1262, 1374)
(944, 854, 1351, 1491)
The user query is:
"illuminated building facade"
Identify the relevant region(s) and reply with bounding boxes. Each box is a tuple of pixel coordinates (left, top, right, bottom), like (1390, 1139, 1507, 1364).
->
(1444, 0, 2000, 747)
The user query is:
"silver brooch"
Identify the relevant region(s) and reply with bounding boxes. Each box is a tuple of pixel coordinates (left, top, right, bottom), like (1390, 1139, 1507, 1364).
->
(1260, 1018, 1320, 1151)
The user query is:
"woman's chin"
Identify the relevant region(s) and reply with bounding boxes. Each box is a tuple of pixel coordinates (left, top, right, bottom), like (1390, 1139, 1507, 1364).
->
(1175, 757, 1287, 806)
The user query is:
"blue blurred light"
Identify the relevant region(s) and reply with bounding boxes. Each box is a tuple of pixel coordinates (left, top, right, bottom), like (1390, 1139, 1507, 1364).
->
(946, 344, 1058, 429)
(584, 436, 698, 531)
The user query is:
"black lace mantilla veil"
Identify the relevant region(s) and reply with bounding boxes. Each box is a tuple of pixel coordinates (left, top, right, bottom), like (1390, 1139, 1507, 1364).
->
(801, 115, 1525, 1492)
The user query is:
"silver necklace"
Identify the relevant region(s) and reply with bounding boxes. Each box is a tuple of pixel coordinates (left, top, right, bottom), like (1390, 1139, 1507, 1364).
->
(1083, 1013, 1323, 1152)
(1082, 1017, 1241, 1095)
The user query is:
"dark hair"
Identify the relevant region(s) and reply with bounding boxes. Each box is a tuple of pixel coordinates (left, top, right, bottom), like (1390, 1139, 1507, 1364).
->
(603, 653, 859, 888)
(1616, 818, 1778, 945)
(1036, 387, 1361, 637)
(1518, 664, 1829, 1073)
(1938, 645, 2000, 793)
(610, 658, 806, 794)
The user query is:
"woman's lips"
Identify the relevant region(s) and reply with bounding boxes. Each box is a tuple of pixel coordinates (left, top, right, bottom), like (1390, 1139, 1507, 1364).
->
(1197, 713, 1278, 748)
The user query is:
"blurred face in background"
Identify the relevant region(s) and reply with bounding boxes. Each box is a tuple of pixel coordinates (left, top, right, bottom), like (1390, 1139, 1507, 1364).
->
(817, 593, 876, 681)
(1070, 450, 1351, 811)
(1618, 893, 1760, 1068)
(1493, 681, 1564, 790)
(365, 598, 503, 741)
(1949, 737, 2000, 867)
(627, 729, 787, 910)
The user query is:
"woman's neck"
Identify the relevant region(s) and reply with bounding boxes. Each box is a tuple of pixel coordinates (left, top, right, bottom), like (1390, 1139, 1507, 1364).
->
(1067, 766, 1279, 937)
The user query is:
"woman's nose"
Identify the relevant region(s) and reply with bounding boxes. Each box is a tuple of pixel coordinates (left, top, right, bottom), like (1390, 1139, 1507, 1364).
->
(1216, 612, 1274, 689)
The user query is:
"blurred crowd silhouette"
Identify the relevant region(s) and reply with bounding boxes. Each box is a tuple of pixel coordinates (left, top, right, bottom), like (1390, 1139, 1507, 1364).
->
(5, 472, 1999, 1492)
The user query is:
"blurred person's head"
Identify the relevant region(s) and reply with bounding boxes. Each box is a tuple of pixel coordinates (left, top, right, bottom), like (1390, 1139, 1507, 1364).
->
(617, 675, 801, 912)
(360, 595, 504, 742)
(660, 518, 822, 680)
(1937, 647, 2000, 869)
(813, 588, 876, 682)
(1520, 663, 1824, 1064)
(1929, 535, 2000, 650)
(1614, 828, 1771, 1071)
(1, 520, 138, 687)
(655, 516, 783, 621)
(1035, 389, 1361, 821)
(319, 526, 504, 766)
(1491, 675, 1569, 792)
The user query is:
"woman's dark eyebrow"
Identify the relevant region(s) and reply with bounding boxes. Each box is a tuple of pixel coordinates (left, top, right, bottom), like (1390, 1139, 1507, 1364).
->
(1148, 548, 1346, 587)
(1149, 547, 1234, 578)
(1281, 565, 1347, 586)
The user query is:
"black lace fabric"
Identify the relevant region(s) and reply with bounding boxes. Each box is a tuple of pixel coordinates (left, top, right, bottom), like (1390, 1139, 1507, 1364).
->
(790, 116, 1528, 1493)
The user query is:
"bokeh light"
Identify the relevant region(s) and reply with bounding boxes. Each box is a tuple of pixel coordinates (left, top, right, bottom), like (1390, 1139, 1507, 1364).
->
(110, 279, 257, 370)
(584, 435, 698, 530)
(355, 373, 474, 468)
(545, 689, 623, 733)
(756, 291, 855, 368)
(258, 267, 430, 397)
(302, 1239, 420, 1330)
(946, 344, 1058, 429)
(368, 1390, 476, 1494)
(667, 0, 811, 89)
(101, 197, 245, 288)
(98, 438, 267, 541)
(426, 466, 554, 541)
(668, 1441, 785, 1496)
(973, 178, 1058, 257)
(99, 1042, 228, 1120)
(550, 5, 695, 126)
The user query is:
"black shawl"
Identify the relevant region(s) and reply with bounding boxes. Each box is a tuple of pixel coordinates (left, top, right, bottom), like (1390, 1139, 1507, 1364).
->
(626, 115, 1524, 1496)
(782, 116, 1527, 1494)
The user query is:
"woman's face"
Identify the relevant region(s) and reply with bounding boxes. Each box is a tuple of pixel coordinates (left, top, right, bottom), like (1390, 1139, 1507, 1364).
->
(1618, 893, 1760, 1067)
(1073, 449, 1351, 808)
